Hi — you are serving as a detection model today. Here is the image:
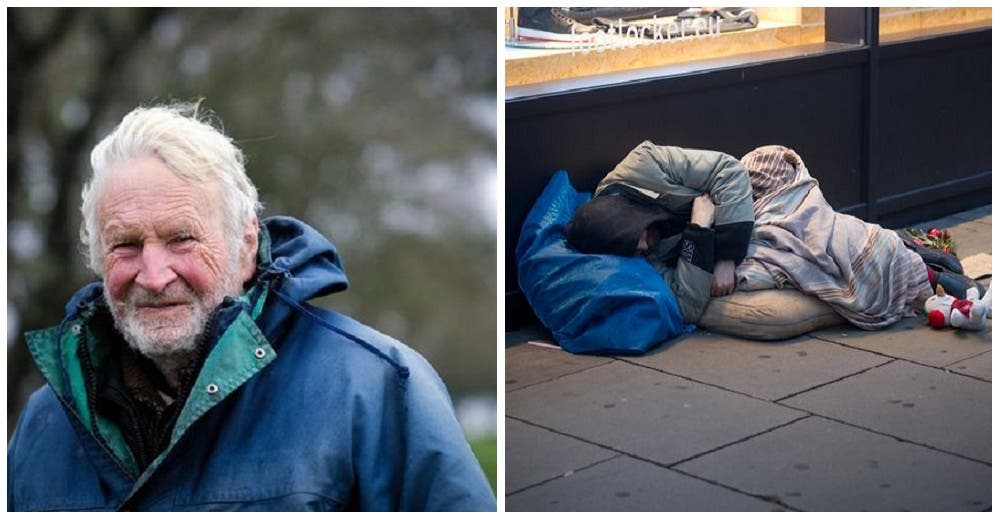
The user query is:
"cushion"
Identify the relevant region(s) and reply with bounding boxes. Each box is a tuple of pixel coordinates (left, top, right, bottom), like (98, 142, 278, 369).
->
(515, 171, 689, 355)
(698, 289, 847, 340)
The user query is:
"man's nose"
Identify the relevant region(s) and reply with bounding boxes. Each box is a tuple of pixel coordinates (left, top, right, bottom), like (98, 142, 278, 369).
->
(134, 243, 178, 292)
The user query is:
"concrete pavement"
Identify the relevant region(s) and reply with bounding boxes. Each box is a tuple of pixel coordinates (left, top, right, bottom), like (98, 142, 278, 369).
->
(505, 205, 991, 512)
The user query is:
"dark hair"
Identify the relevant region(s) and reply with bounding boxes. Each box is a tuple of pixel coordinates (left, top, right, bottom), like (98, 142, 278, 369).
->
(565, 195, 673, 256)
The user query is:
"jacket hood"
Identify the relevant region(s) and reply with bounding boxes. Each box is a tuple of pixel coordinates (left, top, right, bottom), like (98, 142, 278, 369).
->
(257, 216, 349, 303)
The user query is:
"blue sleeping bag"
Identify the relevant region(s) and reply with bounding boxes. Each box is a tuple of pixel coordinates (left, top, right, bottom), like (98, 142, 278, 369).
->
(515, 171, 688, 355)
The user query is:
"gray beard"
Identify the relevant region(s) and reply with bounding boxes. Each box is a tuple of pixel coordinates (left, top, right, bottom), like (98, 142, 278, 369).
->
(105, 272, 243, 379)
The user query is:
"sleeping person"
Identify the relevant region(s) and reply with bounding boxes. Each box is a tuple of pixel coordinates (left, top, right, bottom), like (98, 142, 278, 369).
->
(565, 141, 980, 330)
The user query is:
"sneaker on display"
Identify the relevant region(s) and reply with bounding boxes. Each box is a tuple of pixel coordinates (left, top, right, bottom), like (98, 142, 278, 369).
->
(632, 7, 758, 38)
(677, 7, 759, 32)
(516, 7, 601, 42)
(565, 7, 686, 25)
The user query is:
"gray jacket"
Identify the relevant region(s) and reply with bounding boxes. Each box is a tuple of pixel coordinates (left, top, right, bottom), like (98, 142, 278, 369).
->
(595, 141, 754, 321)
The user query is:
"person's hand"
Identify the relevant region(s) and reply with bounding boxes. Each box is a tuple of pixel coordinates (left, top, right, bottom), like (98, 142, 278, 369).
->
(711, 259, 735, 297)
(691, 194, 715, 228)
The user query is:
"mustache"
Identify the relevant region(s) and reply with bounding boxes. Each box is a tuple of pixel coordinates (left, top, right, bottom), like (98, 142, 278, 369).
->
(126, 285, 197, 307)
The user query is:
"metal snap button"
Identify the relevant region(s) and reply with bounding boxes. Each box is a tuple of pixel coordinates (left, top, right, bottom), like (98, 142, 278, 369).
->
(206, 384, 219, 395)
(71, 324, 82, 334)
(254, 348, 266, 359)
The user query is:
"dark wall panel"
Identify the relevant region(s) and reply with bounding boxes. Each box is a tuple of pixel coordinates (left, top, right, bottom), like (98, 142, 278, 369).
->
(879, 47, 991, 191)
(874, 38, 991, 218)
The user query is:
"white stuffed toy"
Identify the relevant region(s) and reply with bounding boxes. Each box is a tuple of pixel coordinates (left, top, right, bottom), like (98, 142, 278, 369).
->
(924, 281, 992, 331)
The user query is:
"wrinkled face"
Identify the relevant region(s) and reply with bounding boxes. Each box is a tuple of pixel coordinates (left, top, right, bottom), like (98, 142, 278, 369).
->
(98, 154, 246, 361)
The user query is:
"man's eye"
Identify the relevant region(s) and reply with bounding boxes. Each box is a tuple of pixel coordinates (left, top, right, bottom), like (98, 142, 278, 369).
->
(112, 242, 139, 252)
(170, 235, 194, 244)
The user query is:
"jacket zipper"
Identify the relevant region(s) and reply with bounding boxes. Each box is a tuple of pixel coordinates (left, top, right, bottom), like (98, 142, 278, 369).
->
(118, 306, 224, 510)
(104, 382, 149, 469)
(75, 329, 138, 480)
(156, 308, 219, 450)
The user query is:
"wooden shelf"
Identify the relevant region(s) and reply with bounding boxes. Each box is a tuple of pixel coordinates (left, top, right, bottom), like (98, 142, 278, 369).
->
(505, 8, 825, 87)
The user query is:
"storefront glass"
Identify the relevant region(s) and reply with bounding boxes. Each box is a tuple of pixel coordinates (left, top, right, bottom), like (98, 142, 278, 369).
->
(504, 7, 991, 90)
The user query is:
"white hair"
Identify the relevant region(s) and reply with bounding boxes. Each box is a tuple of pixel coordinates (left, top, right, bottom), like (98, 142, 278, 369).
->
(81, 102, 262, 273)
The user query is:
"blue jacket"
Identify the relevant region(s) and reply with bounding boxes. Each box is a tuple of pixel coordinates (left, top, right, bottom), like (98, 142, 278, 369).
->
(7, 216, 496, 511)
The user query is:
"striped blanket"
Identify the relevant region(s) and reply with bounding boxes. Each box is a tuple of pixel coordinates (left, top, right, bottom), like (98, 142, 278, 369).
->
(734, 145, 933, 330)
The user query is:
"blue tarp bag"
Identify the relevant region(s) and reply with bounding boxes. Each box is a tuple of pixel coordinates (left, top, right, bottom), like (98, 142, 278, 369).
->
(515, 171, 687, 355)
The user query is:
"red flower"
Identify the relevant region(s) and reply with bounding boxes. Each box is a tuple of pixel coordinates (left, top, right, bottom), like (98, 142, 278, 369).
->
(942, 245, 951, 253)
(914, 238, 924, 246)
(928, 228, 942, 238)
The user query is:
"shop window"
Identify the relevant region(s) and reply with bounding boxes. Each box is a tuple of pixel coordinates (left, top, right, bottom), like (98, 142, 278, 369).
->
(505, 7, 829, 88)
(505, 7, 991, 90)
(879, 7, 991, 43)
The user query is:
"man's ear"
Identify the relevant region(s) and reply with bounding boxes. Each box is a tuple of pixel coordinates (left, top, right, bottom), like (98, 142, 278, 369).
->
(239, 217, 259, 285)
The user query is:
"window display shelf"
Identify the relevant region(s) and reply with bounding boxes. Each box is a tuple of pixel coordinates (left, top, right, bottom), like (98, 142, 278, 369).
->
(879, 7, 991, 39)
(505, 7, 827, 87)
(505, 41, 860, 100)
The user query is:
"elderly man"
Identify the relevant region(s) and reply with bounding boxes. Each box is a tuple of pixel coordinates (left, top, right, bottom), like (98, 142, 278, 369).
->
(7, 104, 496, 511)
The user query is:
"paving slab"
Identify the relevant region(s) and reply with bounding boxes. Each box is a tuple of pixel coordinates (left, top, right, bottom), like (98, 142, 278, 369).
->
(506, 455, 785, 512)
(505, 325, 552, 347)
(675, 416, 990, 511)
(945, 351, 991, 381)
(810, 317, 991, 367)
(506, 343, 612, 392)
(630, 330, 891, 400)
(960, 254, 992, 280)
(507, 361, 805, 465)
(945, 222, 993, 258)
(506, 417, 617, 494)
(781, 360, 991, 462)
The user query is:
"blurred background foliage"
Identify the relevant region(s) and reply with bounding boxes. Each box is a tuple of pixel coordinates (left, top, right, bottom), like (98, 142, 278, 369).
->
(7, 6, 497, 458)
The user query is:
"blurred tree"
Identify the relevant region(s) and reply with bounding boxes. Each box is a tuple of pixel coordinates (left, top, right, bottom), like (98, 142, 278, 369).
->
(7, 7, 497, 434)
